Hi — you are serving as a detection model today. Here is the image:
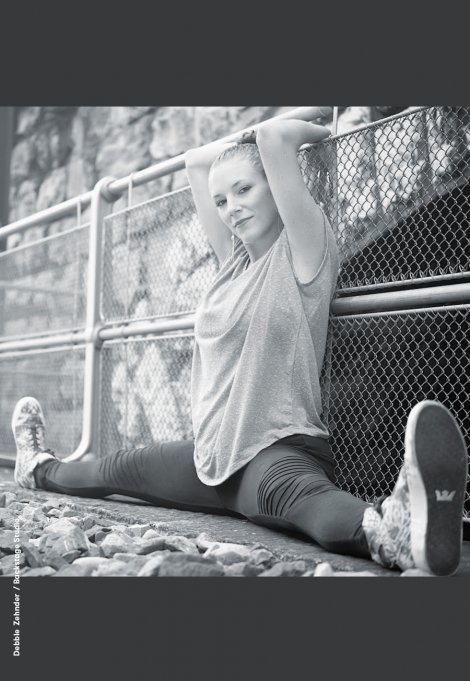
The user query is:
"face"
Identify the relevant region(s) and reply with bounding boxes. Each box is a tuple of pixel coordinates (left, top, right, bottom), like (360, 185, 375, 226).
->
(209, 159, 280, 248)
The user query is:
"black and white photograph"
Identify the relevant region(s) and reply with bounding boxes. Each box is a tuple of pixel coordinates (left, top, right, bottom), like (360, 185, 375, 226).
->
(1, 102, 469, 676)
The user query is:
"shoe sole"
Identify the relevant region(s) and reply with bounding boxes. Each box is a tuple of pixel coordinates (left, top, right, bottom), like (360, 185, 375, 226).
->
(11, 396, 45, 486)
(405, 400, 468, 576)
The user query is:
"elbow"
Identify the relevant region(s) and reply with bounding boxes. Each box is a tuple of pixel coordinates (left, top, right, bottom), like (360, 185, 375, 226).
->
(184, 148, 200, 169)
(256, 120, 289, 149)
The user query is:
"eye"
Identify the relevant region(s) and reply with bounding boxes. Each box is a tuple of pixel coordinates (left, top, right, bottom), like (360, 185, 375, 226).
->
(215, 198, 226, 208)
(238, 185, 251, 194)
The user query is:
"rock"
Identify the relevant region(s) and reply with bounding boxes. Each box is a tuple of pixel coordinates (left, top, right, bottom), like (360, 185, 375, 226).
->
(123, 524, 154, 538)
(314, 563, 334, 577)
(46, 509, 62, 518)
(17, 107, 42, 135)
(114, 555, 151, 577)
(135, 537, 167, 555)
(337, 106, 371, 135)
(42, 519, 91, 554)
(71, 557, 110, 575)
(195, 532, 218, 552)
(203, 542, 254, 566)
(259, 561, 307, 577)
(314, 563, 378, 577)
(91, 560, 129, 577)
(10, 139, 34, 181)
(249, 548, 275, 568)
(141, 529, 161, 541)
(0, 492, 17, 508)
(41, 497, 66, 514)
(158, 553, 225, 578)
(1, 552, 25, 575)
(21, 566, 56, 577)
(113, 552, 143, 563)
(6, 502, 28, 513)
(43, 549, 69, 571)
(85, 525, 109, 542)
(20, 505, 48, 524)
(224, 562, 265, 577)
(62, 549, 82, 563)
(22, 542, 44, 568)
(86, 543, 101, 557)
(150, 107, 195, 161)
(157, 535, 198, 554)
(0, 509, 18, 530)
(99, 531, 137, 558)
(61, 508, 82, 518)
(18, 520, 43, 537)
(80, 515, 100, 532)
(92, 526, 112, 542)
(52, 563, 91, 577)
(136, 553, 170, 577)
(110, 107, 156, 126)
(95, 114, 152, 177)
(0, 530, 17, 554)
(36, 167, 67, 212)
(43, 517, 77, 535)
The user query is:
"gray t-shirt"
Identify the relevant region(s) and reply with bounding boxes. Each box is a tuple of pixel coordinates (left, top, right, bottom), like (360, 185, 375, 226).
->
(191, 219, 339, 486)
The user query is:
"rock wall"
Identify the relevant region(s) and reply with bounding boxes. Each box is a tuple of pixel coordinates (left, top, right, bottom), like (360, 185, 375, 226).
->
(7, 106, 308, 247)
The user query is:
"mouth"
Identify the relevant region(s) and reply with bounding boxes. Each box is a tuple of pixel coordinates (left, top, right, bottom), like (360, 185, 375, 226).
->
(234, 217, 252, 230)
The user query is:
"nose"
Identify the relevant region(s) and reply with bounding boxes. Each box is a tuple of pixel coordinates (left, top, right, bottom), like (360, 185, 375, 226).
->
(226, 196, 241, 216)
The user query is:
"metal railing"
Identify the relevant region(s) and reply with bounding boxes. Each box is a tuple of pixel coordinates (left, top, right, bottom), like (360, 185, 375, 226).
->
(1, 105, 468, 518)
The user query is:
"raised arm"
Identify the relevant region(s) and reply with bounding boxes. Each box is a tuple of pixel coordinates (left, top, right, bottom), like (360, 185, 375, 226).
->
(256, 116, 332, 283)
(185, 141, 235, 264)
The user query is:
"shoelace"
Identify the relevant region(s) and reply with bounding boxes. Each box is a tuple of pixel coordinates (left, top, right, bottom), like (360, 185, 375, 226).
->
(372, 494, 388, 516)
(25, 417, 43, 451)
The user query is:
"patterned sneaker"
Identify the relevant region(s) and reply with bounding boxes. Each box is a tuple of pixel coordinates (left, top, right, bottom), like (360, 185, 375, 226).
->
(363, 400, 467, 576)
(11, 397, 57, 489)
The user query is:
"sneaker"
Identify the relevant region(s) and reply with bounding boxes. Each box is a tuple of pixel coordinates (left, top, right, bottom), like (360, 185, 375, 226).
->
(363, 400, 467, 576)
(11, 397, 57, 489)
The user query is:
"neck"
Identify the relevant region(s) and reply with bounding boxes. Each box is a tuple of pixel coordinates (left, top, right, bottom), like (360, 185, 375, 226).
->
(244, 225, 283, 264)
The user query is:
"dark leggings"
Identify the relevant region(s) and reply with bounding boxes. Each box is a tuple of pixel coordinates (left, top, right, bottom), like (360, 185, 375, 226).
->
(35, 434, 371, 559)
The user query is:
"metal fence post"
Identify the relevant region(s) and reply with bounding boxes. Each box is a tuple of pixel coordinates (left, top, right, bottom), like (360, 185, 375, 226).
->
(63, 177, 120, 462)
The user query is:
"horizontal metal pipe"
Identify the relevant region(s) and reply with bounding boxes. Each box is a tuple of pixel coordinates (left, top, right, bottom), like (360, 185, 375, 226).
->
(332, 302, 469, 321)
(328, 106, 428, 142)
(0, 192, 93, 239)
(107, 106, 332, 196)
(0, 331, 87, 354)
(337, 271, 470, 296)
(331, 282, 470, 315)
(98, 314, 195, 340)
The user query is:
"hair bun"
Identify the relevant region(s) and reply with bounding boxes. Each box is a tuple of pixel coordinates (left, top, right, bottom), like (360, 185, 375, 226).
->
(237, 129, 257, 145)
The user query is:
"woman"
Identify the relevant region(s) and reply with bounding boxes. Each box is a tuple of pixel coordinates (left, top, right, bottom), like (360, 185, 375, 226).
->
(11, 112, 468, 576)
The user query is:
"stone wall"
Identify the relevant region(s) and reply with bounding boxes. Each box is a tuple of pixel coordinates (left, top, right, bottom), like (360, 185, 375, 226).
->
(7, 106, 315, 247)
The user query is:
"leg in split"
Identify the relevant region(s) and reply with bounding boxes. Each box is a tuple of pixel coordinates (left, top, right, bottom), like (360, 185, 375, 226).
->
(215, 436, 372, 559)
(13, 396, 232, 515)
(35, 440, 236, 515)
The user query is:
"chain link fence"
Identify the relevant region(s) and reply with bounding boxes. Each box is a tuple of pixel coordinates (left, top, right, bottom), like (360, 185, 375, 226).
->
(0, 346, 85, 458)
(298, 105, 470, 291)
(101, 189, 218, 323)
(0, 224, 89, 339)
(320, 306, 469, 516)
(99, 334, 194, 457)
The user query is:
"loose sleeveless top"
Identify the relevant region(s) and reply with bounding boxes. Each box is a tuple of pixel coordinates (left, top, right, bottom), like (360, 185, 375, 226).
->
(190, 219, 339, 486)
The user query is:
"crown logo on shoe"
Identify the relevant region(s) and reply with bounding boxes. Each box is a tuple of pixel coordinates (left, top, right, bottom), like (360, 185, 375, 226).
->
(435, 490, 456, 502)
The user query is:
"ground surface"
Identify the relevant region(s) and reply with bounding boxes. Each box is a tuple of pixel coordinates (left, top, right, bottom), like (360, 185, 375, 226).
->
(1, 465, 469, 577)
